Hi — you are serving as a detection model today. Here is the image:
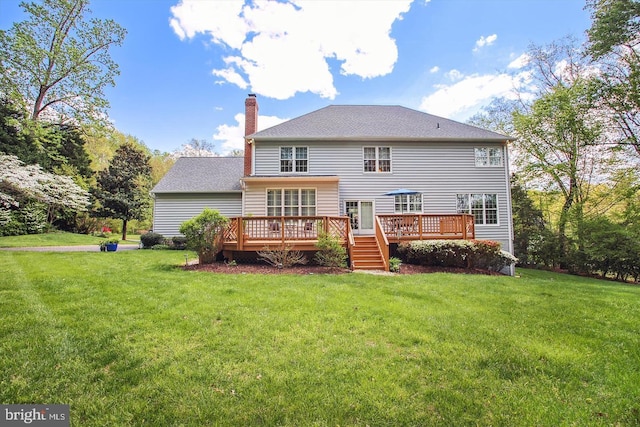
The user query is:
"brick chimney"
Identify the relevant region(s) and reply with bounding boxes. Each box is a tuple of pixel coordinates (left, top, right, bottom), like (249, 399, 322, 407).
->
(244, 94, 258, 176)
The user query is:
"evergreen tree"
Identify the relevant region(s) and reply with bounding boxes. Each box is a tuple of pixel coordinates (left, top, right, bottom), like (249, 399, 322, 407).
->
(93, 143, 152, 240)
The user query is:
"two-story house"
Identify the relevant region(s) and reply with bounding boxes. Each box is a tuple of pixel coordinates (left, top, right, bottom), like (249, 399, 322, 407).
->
(152, 94, 514, 272)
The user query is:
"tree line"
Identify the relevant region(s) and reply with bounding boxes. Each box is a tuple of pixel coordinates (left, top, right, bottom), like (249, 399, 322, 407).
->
(470, 0, 640, 281)
(0, 0, 235, 240)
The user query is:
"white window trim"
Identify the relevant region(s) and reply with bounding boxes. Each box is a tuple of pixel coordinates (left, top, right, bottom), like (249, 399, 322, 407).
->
(456, 193, 499, 226)
(279, 146, 309, 174)
(266, 188, 317, 216)
(394, 193, 423, 213)
(363, 146, 392, 173)
(474, 147, 503, 167)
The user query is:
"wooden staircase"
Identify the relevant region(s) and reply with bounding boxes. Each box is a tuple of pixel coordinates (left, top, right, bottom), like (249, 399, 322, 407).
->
(351, 235, 386, 271)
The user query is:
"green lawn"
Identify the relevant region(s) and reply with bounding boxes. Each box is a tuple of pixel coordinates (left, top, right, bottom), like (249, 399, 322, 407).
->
(1, 249, 639, 426)
(0, 231, 139, 248)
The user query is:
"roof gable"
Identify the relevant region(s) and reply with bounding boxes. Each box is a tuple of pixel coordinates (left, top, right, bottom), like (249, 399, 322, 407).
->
(249, 105, 510, 141)
(151, 157, 243, 194)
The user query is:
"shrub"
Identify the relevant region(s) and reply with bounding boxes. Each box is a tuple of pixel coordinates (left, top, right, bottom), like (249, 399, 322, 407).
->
(22, 202, 48, 234)
(257, 245, 308, 268)
(398, 240, 475, 267)
(397, 240, 517, 272)
(140, 232, 164, 248)
(389, 256, 402, 273)
(179, 208, 229, 264)
(572, 217, 640, 282)
(171, 236, 188, 250)
(314, 232, 347, 268)
(0, 211, 26, 236)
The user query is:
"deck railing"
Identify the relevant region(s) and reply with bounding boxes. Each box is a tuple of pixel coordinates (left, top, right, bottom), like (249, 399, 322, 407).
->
(225, 216, 350, 250)
(374, 216, 390, 271)
(377, 214, 475, 241)
(223, 214, 474, 252)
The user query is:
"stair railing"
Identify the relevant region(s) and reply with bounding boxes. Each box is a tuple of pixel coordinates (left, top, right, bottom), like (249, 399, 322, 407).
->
(375, 216, 390, 271)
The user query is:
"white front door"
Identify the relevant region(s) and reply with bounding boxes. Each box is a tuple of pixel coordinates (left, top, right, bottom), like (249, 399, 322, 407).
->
(345, 200, 375, 235)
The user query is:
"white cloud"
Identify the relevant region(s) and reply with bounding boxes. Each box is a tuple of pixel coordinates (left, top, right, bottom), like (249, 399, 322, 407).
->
(429, 66, 440, 73)
(214, 113, 288, 154)
(419, 71, 533, 120)
(508, 53, 530, 69)
(446, 69, 464, 81)
(169, 1, 247, 48)
(212, 61, 249, 89)
(170, 0, 412, 100)
(473, 34, 498, 52)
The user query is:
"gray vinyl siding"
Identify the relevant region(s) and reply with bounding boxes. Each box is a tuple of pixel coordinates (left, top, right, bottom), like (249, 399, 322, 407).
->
(253, 140, 512, 249)
(153, 193, 242, 237)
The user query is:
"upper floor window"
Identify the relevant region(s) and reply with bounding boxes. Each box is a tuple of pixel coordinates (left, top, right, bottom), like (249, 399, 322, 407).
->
(395, 194, 423, 213)
(280, 147, 308, 173)
(364, 147, 391, 173)
(475, 147, 503, 167)
(457, 193, 498, 225)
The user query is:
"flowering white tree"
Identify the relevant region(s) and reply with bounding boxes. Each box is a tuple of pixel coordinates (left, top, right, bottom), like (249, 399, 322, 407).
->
(0, 154, 90, 228)
(172, 138, 218, 158)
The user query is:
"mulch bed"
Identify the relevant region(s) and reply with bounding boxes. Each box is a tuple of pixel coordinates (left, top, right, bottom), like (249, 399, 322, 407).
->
(184, 262, 500, 275)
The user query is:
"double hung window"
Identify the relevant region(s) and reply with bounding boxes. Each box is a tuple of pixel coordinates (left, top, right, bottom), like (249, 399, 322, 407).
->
(474, 147, 503, 167)
(456, 193, 498, 225)
(394, 194, 423, 213)
(364, 147, 391, 172)
(280, 147, 308, 173)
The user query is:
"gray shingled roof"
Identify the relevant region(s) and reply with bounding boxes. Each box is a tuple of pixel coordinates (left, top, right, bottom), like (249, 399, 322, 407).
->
(151, 157, 243, 194)
(248, 105, 510, 141)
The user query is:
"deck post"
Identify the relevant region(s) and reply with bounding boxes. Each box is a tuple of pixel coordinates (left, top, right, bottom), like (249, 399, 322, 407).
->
(237, 218, 244, 250)
(462, 215, 467, 240)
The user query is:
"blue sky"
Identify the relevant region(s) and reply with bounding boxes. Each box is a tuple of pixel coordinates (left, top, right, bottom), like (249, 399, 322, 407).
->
(0, 0, 592, 155)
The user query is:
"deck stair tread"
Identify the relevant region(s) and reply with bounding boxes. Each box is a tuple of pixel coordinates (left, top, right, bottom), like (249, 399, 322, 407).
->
(351, 236, 386, 271)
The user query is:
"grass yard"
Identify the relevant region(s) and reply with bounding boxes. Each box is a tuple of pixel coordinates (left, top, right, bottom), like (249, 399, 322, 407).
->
(1, 248, 639, 426)
(0, 231, 139, 248)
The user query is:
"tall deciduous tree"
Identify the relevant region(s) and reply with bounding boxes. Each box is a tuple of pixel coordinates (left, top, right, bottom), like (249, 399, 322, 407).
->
(0, 0, 126, 125)
(94, 143, 152, 240)
(513, 81, 605, 265)
(173, 138, 218, 157)
(511, 40, 611, 266)
(586, 0, 640, 157)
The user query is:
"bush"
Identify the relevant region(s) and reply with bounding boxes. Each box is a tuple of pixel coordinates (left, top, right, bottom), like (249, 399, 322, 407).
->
(140, 232, 165, 248)
(179, 208, 229, 264)
(257, 245, 308, 268)
(0, 211, 26, 236)
(171, 236, 188, 250)
(22, 202, 48, 234)
(314, 232, 347, 268)
(397, 240, 517, 272)
(151, 244, 170, 250)
(572, 217, 640, 282)
(389, 257, 402, 273)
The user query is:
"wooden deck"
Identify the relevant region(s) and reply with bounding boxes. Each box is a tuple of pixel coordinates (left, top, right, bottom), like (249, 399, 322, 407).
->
(222, 216, 350, 252)
(222, 214, 475, 270)
(377, 214, 475, 242)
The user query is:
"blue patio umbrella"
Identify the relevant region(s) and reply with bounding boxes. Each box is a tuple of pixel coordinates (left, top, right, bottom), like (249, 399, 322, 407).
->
(383, 189, 419, 213)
